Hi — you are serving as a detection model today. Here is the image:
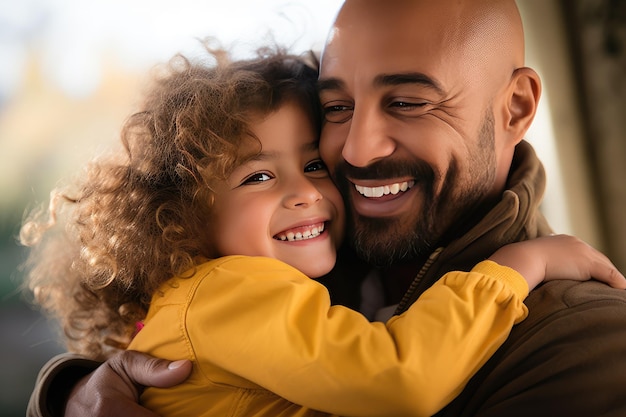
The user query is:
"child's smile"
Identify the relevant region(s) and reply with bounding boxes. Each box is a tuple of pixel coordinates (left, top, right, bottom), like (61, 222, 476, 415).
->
(273, 221, 326, 242)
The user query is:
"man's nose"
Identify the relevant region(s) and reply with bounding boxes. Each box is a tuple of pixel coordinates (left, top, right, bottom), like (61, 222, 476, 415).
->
(341, 106, 395, 167)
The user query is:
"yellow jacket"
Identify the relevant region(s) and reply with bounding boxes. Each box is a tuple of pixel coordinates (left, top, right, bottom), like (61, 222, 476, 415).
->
(128, 256, 528, 417)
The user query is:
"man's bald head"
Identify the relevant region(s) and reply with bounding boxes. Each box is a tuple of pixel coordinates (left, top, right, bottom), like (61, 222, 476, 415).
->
(323, 0, 526, 97)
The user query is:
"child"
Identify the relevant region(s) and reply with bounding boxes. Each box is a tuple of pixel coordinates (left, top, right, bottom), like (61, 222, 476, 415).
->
(20, 45, 625, 417)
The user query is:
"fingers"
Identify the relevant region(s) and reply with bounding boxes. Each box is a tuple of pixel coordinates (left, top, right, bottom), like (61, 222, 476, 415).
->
(66, 369, 161, 417)
(70, 396, 163, 417)
(501, 234, 626, 290)
(108, 350, 192, 388)
(589, 256, 626, 290)
(65, 351, 192, 417)
(571, 235, 626, 289)
(552, 234, 626, 289)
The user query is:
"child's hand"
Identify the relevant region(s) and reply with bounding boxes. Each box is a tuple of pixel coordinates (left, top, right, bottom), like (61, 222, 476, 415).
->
(488, 234, 626, 291)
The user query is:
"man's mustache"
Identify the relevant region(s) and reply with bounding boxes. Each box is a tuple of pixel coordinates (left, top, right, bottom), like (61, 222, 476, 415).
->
(334, 159, 435, 183)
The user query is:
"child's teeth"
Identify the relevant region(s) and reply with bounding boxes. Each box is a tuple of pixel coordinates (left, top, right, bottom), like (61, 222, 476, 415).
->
(275, 223, 325, 242)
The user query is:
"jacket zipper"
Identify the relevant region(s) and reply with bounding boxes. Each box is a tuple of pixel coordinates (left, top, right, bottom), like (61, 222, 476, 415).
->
(393, 247, 444, 316)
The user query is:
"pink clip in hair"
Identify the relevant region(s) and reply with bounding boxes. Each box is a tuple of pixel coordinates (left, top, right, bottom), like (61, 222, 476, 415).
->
(133, 321, 145, 338)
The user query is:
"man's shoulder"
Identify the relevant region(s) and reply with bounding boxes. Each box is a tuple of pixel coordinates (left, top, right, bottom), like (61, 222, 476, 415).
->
(436, 280, 626, 416)
(524, 279, 626, 319)
(515, 279, 626, 340)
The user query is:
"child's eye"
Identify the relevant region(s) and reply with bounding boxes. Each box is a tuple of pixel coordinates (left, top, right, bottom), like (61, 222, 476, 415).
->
(241, 172, 273, 185)
(304, 160, 328, 173)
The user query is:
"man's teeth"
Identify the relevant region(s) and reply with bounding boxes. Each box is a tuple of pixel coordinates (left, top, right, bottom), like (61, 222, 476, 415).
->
(354, 180, 415, 198)
(275, 223, 325, 242)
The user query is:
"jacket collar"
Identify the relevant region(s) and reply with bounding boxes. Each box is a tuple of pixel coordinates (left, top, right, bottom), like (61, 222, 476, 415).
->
(396, 140, 554, 313)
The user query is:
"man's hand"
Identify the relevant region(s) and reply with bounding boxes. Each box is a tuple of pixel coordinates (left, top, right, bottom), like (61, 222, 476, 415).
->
(64, 350, 192, 417)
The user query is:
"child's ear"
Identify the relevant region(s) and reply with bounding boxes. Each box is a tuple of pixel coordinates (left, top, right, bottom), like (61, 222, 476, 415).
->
(504, 67, 542, 145)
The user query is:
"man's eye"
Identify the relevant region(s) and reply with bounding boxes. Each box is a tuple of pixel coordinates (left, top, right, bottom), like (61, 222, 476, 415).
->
(389, 100, 428, 110)
(304, 160, 328, 173)
(323, 103, 354, 123)
(241, 172, 272, 185)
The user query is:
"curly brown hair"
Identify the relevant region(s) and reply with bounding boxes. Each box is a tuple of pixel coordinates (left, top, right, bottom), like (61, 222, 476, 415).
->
(19, 43, 321, 360)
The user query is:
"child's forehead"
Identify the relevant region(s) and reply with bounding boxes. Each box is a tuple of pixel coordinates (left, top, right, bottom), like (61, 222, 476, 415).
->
(238, 134, 320, 161)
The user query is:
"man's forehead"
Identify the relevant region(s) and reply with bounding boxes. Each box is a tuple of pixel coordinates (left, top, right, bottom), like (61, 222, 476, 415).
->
(320, 6, 456, 69)
(322, 0, 523, 74)
(319, 29, 453, 87)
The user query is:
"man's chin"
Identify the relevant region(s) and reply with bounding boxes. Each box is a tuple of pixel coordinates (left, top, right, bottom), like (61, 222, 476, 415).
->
(349, 215, 430, 267)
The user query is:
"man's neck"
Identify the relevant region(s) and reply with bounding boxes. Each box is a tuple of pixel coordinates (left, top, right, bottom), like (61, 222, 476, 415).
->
(380, 260, 424, 305)
(378, 194, 506, 305)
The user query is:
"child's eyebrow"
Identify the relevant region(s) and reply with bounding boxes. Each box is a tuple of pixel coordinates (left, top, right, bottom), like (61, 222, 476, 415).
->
(246, 152, 276, 162)
(243, 140, 319, 162)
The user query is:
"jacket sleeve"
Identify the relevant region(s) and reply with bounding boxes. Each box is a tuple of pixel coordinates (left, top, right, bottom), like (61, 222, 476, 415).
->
(26, 353, 101, 417)
(438, 280, 626, 417)
(186, 257, 529, 417)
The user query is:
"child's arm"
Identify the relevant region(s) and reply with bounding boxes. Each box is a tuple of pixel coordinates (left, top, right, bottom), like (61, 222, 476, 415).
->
(138, 236, 623, 417)
(488, 234, 626, 291)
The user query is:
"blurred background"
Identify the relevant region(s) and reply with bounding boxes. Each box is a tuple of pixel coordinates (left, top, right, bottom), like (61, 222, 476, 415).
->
(0, 0, 624, 415)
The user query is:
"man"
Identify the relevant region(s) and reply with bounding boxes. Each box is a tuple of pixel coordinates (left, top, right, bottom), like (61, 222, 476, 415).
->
(28, 1, 626, 416)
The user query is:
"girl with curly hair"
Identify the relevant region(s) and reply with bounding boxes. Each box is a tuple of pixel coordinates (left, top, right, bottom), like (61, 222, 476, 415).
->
(20, 44, 625, 417)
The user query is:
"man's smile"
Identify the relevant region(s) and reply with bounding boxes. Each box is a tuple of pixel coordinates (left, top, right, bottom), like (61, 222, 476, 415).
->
(354, 180, 415, 198)
(348, 179, 418, 217)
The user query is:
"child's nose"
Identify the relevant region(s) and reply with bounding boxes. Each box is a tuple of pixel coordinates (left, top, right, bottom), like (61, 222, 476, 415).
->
(283, 177, 323, 209)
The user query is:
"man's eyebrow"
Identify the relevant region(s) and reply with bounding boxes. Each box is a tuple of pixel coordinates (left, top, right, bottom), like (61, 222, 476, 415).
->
(317, 77, 345, 93)
(317, 73, 445, 96)
(302, 140, 320, 153)
(375, 72, 445, 95)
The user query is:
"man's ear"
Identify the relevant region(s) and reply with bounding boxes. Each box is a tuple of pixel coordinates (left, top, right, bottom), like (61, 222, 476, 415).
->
(504, 67, 541, 144)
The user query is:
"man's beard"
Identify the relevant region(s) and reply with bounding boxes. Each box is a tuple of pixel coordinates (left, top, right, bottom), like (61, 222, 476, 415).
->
(348, 205, 435, 268)
(335, 110, 497, 268)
